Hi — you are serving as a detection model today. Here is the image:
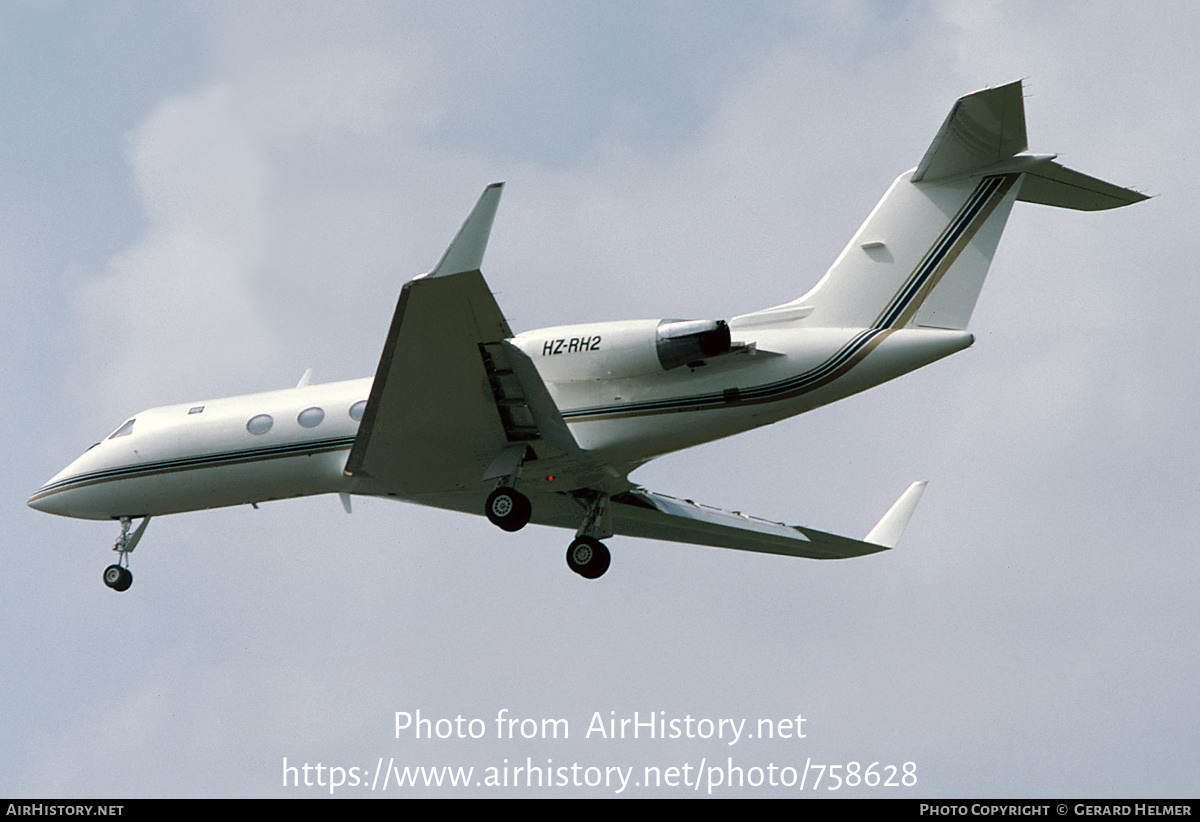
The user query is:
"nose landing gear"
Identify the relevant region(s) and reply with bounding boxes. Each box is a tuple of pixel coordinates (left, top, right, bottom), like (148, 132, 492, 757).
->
(103, 563, 132, 592)
(103, 516, 150, 592)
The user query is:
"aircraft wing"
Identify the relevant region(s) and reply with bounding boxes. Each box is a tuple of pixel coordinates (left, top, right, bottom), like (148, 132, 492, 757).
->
(345, 183, 560, 493)
(606, 481, 927, 559)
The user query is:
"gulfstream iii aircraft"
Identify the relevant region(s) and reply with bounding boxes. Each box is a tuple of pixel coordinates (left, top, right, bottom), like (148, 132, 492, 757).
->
(29, 81, 1145, 590)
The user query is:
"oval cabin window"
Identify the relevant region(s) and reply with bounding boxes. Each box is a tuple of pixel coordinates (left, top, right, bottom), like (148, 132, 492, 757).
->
(298, 407, 325, 428)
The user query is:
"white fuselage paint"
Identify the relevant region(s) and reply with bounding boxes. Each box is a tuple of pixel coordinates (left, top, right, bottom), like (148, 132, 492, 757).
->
(28, 323, 972, 522)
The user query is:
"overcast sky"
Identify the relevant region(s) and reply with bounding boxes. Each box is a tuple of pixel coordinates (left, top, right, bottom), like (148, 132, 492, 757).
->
(4, 1, 1195, 798)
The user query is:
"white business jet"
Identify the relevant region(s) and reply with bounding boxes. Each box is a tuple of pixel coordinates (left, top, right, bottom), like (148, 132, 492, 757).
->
(29, 81, 1145, 590)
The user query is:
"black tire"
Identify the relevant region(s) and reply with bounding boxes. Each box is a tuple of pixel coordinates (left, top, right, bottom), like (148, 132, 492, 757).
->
(485, 487, 532, 532)
(103, 564, 133, 592)
(566, 537, 611, 579)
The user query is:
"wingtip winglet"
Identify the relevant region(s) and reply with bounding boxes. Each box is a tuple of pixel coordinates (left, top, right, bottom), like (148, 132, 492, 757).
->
(428, 183, 505, 279)
(864, 480, 928, 548)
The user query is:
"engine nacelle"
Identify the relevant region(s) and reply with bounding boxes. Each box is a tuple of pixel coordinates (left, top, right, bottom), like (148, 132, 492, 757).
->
(513, 317, 733, 382)
(655, 319, 732, 370)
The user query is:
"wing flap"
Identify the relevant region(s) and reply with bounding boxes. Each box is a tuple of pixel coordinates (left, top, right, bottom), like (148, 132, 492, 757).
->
(499, 340, 589, 461)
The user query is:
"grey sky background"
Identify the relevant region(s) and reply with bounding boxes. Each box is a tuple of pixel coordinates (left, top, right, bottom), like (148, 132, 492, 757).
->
(3, 2, 1195, 797)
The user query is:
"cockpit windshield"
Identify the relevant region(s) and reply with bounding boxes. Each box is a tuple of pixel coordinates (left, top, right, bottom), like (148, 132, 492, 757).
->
(107, 418, 136, 439)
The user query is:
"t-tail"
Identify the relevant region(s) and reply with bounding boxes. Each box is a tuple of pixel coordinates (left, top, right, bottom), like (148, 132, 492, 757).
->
(746, 80, 1147, 331)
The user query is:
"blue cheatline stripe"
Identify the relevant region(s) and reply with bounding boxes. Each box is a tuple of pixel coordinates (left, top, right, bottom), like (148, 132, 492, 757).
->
(30, 436, 357, 500)
(874, 176, 1004, 328)
(560, 327, 889, 420)
(563, 175, 1014, 422)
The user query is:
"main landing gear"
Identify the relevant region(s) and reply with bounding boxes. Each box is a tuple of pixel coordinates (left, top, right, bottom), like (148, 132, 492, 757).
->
(481, 479, 614, 580)
(565, 492, 612, 580)
(483, 446, 533, 532)
(566, 536, 610, 579)
(103, 516, 150, 592)
(485, 486, 532, 532)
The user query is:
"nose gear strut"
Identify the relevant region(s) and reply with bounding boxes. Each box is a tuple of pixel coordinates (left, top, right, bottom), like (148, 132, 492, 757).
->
(103, 516, 150, 592)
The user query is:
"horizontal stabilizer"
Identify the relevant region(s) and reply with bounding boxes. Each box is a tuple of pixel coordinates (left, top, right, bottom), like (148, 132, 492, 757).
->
(1017, 160, 1148, 211)
(913, 81, 1026, 182)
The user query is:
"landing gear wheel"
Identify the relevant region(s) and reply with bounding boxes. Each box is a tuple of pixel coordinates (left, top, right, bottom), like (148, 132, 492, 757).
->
(485, 487, 532, 532)
(566, 537, 611, 579)
(103, 564, 133, 592)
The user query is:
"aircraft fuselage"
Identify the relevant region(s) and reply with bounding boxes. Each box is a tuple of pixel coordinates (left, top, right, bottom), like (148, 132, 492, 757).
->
(29, 322, 972, 521)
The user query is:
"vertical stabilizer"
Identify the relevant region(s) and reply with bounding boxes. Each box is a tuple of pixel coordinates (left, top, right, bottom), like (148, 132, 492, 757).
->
(795, 169, 1021, 330)
(786, 81, 1145, 332)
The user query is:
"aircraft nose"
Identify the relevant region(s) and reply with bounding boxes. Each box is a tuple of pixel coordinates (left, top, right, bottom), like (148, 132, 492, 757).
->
(28, 483, 74, 517)
(28, 455, 95, 518)
(29, 442, 141, 521)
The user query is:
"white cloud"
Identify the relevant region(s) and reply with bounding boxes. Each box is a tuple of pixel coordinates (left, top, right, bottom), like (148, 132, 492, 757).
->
(74, 84, 278, 412)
